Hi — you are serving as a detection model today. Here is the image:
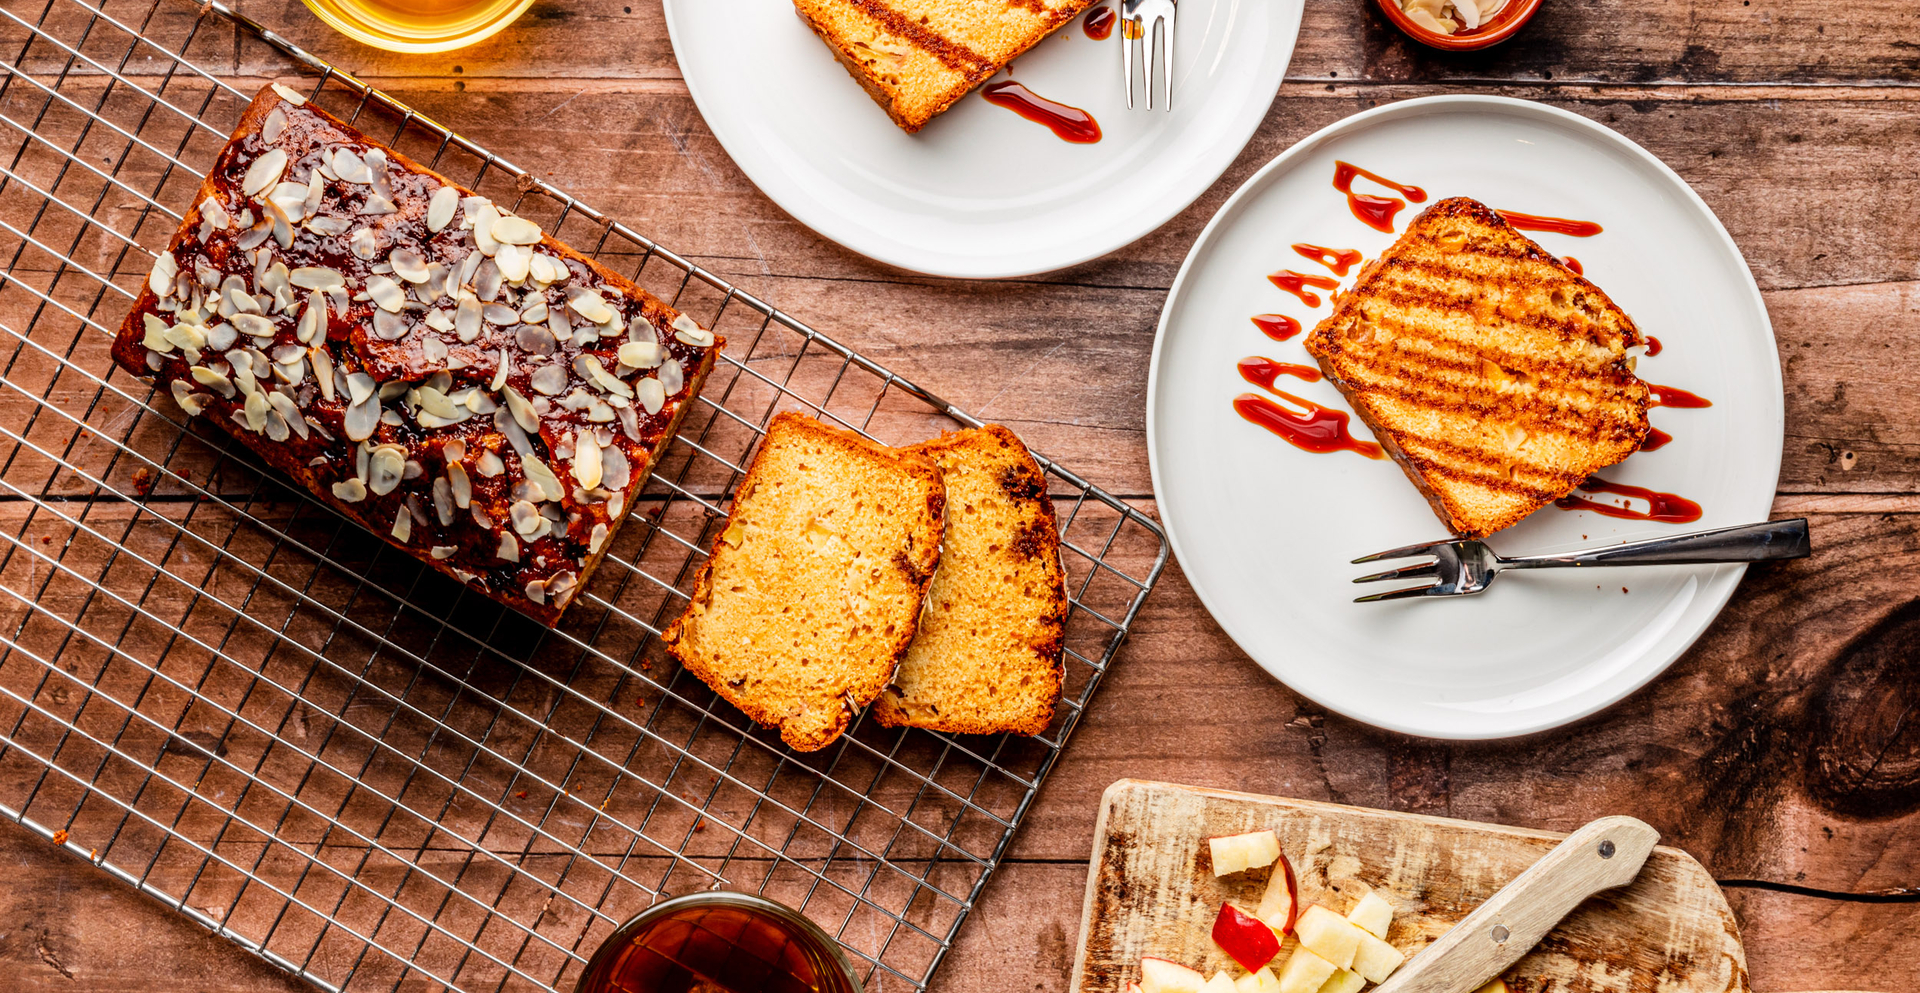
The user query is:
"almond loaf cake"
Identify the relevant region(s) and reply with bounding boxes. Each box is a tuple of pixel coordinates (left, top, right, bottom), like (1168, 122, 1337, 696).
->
(794, 0, 1097, 132)
(875, 425, 1067, 736)
(663, 413, 945, 752)
(112, 83, 723, 625)
(1303, 197, 1651, 538)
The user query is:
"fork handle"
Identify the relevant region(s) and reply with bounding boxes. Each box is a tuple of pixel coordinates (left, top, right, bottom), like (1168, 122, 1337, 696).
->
(1504, 518, 1810, 569)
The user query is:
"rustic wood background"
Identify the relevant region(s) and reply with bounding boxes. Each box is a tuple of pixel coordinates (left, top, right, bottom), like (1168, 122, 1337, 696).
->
(5, 0, 1918, 991)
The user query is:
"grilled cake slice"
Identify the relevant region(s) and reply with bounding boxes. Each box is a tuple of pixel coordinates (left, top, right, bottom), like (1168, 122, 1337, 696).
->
(1303, 197, 1652, 538)
(793, 0, 1096, 132)
(663, 413, 945, 752)
(874, 425, 1067, 737)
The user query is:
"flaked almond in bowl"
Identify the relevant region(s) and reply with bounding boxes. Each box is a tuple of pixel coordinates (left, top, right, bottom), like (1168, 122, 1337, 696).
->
(1373, 0, 1543, 50)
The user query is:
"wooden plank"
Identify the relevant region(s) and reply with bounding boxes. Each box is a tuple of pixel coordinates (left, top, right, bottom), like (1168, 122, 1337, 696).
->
(189, 1, 1920, 87)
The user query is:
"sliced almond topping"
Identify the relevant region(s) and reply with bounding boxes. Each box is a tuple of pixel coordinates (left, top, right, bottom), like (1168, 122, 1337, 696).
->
(572, 428, 602, 489)
(491, 215, 541, 246)
(290, 266, 345, 291)
(243, 149, 288, 198)
(431, 545, 457, 560)
(391, 510, 412, 543)
(425, 186, 460, 233)
(147, 251, 179, 298)
(332, 478, 367, 502)
(617, 340, 662, 369)
(365, 275, 406, 313)
(270, 82, 308, 106)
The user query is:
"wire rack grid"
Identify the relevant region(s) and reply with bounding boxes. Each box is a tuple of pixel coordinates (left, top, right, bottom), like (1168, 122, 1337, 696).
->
(0, 2, 1168, 991)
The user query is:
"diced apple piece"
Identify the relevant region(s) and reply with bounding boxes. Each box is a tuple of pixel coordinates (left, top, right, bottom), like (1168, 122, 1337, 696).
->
(1255, 852, 1301, 934)
(1208, 830, 1281, 876)
(1233, 967, 1280, 993)
(1213, 903, 1282, 971)
(1315, 970, 1364, 993)
(1352, 931, 1405, 983)
(1140, 957, 1206, 993)
(1200, 972, 1237, 993)
(1345, 890, 1394, 939)
(1274, 947, 1339, 993)
(1292, 906, 1365, 970)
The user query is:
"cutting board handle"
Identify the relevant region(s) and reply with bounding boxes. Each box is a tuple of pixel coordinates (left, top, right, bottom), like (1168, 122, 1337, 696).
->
(1373, 816, 1661, 993)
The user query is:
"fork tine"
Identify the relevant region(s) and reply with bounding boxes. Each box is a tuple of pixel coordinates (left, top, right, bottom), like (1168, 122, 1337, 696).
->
(1157, 10, 1174, 110)
(1350, 538, 1454, 564)
(1353, 584, 1453, 604)
(1121, 16, 1136, 110)
(1352, 561, 1439, 585)
(1143, 17, 1157, 109)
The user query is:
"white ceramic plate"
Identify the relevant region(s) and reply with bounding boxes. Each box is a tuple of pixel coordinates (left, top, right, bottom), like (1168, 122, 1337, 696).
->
(1147, 96, 1783, 739)
(662, 0, 1302, 278)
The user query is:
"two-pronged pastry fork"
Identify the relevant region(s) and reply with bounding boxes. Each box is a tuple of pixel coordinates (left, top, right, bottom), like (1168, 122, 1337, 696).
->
(1350, 518, 1811, 602)
(1120, 0, 1177, 109)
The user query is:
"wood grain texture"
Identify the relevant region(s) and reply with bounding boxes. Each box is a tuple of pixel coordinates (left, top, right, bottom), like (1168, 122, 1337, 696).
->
(2, 1, 1917, 992)
(1071, 781, 1751, 993)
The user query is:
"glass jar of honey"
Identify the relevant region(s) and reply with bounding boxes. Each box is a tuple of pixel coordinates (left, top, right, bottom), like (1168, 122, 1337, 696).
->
(575, 892, 863, 993)
(298, 0, 534, 53)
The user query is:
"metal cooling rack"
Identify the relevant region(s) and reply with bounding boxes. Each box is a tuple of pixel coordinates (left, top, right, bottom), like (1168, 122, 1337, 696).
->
(0, 1, 1168, 990)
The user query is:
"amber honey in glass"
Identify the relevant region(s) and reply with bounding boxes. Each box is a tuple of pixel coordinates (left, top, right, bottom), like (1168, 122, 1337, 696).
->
(298, 0, 534, 53)
(576, 893, 862, 993)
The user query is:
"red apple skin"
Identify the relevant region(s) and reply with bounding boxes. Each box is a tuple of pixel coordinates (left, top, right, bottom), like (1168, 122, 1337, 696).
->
(1212, 903, 1281, 971)
(1276, 853, 1300, 935)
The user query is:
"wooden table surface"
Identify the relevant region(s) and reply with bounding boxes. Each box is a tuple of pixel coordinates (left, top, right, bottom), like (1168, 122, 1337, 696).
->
(5, 1, 1918, 991)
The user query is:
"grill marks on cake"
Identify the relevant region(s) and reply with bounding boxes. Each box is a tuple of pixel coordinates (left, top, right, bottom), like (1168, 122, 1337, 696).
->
(847, 0, 992, 72)
(1302, 197, 1650, 537)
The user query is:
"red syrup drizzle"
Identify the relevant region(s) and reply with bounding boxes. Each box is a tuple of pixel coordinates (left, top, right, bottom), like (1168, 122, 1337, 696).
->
(1555, 477, 1703, 524)
(1251, 314, 1302, 341)
(1081, 4, 1116, 39)
(1268, 270, 1341, 307)
(1233, 393, 1384, 460)
(1238, 355, 1323, 388)
(1646, 382, 1712, 409)
(1563, 256, 1583, 275)
(1332, 161, 1427, 233)
(1292, 243, 1364, 277)
(1640, 426, 1674, 452)
(1643, 335, 1664, 357)
(981, 81, 1101, 143)
(1497, 210, 1604, 237)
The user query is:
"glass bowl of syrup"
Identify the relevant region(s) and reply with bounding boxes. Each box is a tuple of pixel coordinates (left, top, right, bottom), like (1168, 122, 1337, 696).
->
(298, 0, 534, 53)
(575, 892, 862, 993)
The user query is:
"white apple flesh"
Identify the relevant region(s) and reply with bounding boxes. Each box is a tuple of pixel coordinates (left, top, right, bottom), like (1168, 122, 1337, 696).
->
(1351, 931, 1405, 983)
(1292, 906, 1366, 970)
(1274, 947, 1339, 993)
(1345, 891, 1394, 939)
(1233, 967, 1281, 993)
(1315, 970, 1364, 993)
(1199, 972, 1237, 993)
(1208, 830, 1281, 876)
(1140, 957, 1207, 993)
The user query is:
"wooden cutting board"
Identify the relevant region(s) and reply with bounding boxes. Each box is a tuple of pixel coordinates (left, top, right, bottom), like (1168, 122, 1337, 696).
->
(1069, 780, 1864, 993)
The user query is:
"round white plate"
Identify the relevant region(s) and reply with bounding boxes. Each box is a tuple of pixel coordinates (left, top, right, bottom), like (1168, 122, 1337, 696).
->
(1147, 96, 1783, 739)
(662, 0, 1303, 278)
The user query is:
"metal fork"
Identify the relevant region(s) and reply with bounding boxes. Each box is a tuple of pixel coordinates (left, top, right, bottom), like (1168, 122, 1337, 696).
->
(1120, 0, 1177, 110)
(1349, 518, 1811, 602)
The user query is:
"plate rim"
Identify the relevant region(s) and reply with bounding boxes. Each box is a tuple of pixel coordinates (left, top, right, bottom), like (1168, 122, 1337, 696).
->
(1144, 93, 1785, 740)
(660, 0, 1306, 279)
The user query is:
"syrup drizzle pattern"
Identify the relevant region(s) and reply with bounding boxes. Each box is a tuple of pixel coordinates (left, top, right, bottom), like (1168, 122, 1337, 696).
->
(981, 81, 1101, 143)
